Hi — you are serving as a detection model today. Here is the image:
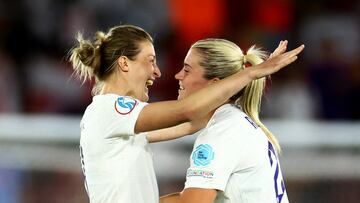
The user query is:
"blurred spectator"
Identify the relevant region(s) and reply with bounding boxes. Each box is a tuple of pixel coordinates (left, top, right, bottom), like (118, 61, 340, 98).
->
(23, 52, 89, 114)
(308, 39, 353, 119)
(0, 49, 20, 112)
(262, 66, 320, 120)
(169, 0, 227, 48)
(300, 15, 359, 119)
(0, 0, 358, 119)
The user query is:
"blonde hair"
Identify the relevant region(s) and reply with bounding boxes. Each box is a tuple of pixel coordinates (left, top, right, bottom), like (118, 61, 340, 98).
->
(192, 38, 281, 153)
(69, 25, 153, 95)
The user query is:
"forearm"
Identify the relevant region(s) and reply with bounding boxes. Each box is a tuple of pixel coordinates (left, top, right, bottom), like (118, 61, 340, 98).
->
(135, 70, 253, 133)
(181, 69, 253, 120)
(135, 44, 304, 133)
(147, 122, 192, 143)
(183, 43, 305, 120)
(160, 192, 181, 203)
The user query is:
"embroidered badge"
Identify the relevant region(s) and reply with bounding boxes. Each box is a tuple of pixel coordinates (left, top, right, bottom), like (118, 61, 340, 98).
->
(192, 144, 214, 166)
(114, 96, 137, 115)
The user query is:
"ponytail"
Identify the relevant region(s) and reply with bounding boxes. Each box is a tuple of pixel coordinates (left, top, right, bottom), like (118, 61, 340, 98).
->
(237, 46, 281, 153)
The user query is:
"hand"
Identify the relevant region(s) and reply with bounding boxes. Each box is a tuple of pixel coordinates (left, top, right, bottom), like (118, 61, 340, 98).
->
(250, 44, 305, 79)
(269, 40, 288, 59)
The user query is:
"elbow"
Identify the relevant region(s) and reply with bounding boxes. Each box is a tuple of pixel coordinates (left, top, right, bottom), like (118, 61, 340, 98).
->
(180, 103, 201, 121)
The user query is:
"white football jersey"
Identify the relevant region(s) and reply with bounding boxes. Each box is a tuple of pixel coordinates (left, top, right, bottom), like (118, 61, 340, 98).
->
(185, 104, 289, 203)
(79, 94, 158, 203)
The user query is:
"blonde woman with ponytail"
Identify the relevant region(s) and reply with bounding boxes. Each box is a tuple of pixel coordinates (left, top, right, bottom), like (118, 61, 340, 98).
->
(160, 39, 301, 203)
(69, 24, 303, 203)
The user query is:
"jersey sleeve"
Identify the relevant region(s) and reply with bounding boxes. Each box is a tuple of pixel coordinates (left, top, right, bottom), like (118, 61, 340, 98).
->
(107, 96, 148, 138)
(184, 126, 240, 191)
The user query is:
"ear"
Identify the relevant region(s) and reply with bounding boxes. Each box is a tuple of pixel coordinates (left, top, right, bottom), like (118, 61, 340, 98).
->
(117, 56, 129, 72)
(210, 77, 220, 84)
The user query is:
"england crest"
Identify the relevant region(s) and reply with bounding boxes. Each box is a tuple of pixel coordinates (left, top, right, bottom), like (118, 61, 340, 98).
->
(114, 96, 137, 115)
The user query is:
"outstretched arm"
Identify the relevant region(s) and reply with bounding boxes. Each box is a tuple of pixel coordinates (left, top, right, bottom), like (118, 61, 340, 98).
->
(135, 44, 305, 134)
(147, 117, 208, 143)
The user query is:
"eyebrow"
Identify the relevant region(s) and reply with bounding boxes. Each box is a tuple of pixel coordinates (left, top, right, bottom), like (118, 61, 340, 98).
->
(184, 62, 192, 68)
(148, 54, 156, 59)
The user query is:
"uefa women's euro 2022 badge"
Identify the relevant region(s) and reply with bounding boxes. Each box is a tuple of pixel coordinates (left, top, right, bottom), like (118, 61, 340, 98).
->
(114, 96, 138, 115)
(192, 144, 214, 166)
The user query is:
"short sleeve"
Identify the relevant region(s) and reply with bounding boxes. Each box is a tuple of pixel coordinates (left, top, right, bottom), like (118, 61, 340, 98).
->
(108, 96, 148, 137)
(184, 126, 239, 191)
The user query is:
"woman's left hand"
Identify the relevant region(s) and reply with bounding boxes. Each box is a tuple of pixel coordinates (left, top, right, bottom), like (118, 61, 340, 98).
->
(269, 40, 288, 59)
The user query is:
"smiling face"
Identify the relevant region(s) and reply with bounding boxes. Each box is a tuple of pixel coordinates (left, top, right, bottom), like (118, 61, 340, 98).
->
(175, 48, 214, 100)
(127, 40, 161, 102)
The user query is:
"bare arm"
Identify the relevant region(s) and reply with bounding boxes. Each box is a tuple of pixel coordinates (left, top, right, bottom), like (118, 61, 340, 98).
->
(135, 44, 305, 133)
(160, 189, 217, 203)
(160, 192, 181, 203)
(179, 188, 217, 203)
(147, 116, 208, 143)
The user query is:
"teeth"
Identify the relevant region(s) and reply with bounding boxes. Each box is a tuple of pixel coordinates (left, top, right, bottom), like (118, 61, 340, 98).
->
(179, 86, 184, 90)
(146, 80, 153, 86)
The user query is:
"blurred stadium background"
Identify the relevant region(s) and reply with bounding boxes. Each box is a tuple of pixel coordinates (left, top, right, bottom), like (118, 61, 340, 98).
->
(0, 0, 359, 202)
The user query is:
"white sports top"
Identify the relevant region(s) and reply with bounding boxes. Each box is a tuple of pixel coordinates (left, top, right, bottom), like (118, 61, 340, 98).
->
(79, 94, 158, 203)
(185, 104, 289, 203)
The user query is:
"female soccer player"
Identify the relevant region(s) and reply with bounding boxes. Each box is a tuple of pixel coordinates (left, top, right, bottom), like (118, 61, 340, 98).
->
(69, 24, 303, 203)
(160, 39, 301, 203)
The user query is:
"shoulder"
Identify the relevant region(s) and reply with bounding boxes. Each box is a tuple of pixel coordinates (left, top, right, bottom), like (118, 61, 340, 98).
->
(82, 94, 149, 137)
(202, 104, 263, 141)
(209, 104, 251, 130)
(82, 94, 148, 125)
(113, 95, 145, 115)
(89, 94, 147, 114)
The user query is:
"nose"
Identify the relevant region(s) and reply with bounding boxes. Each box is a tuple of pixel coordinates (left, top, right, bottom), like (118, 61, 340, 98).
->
(154, 66, 161, 78)
(175, 70, 183, 80)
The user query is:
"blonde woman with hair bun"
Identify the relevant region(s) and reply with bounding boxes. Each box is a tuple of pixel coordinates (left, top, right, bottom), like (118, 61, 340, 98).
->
(160, 39, 303, 203)
(69, 24, 303, 203)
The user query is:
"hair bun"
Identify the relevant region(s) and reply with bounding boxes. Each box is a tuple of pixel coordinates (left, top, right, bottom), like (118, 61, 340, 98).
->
(94, 31, 107, 47)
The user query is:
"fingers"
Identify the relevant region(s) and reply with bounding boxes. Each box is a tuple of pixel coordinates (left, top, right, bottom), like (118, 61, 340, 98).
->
(274, 45, 304, 70)
(266, 44, 304, 72)
(267, 44, 304, 66)
(270, 40, 288, 58)
(278, 56, 298, 70)
(278, 40, 288, 53)
(283, 44, 305, 58)
(251, 43, 304, 79)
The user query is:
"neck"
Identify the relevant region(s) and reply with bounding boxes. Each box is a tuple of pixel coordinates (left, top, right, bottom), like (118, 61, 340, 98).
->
(205, 101, 230, 123)
(204, 110, 215, 123)
(100, 74, 134, 97)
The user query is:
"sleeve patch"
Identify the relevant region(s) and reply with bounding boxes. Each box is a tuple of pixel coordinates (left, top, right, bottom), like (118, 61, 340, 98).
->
(192, 144, 215, 166)
(114, 96, 138, 115)
(187, 169, 214, 179)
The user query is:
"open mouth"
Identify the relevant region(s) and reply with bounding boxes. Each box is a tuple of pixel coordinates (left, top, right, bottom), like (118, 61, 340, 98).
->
(146, 80, 153, 86)
(179, 84, 184, 90)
